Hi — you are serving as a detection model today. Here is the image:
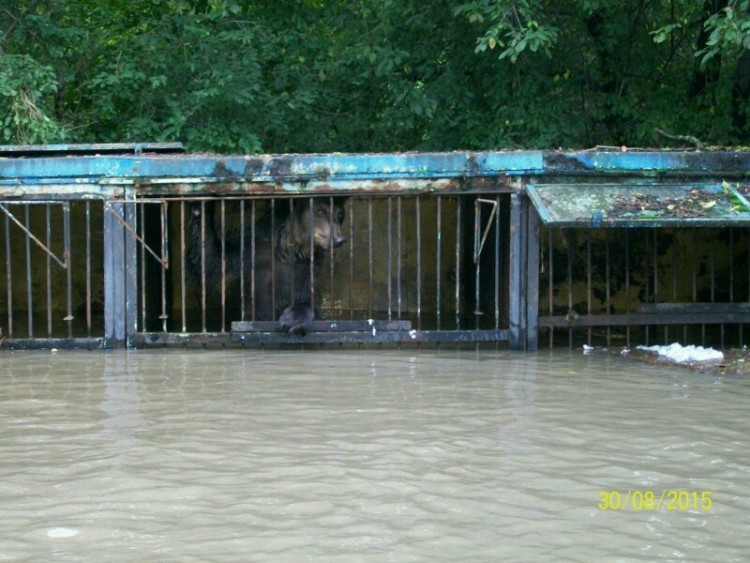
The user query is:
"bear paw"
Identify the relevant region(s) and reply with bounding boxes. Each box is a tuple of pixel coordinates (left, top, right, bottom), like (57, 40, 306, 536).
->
(279, 304, 314, 335)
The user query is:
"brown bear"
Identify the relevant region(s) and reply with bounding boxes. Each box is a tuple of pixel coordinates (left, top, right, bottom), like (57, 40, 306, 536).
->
(188, 197, 346, 334)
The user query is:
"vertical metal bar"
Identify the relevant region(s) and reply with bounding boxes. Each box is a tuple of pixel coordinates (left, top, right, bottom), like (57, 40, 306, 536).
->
(4, 212, 12, 339)
(160, 201, 168, 332)
(653, 229, 660, 343)
(387, 197, 392, 321)
(24, 205, 32, 337)
(348, 197, 354, 320)
(200, 201, 207, 333)
(548, 228, 554, 348)
(729, 228, 734, 302)
(63, 202, 72, 339)
(526, 202, 540, 351)
(494, 194, 500, 331)
(436, 196, 442, 330)
(309, 197, 315, 313)
(104, 202, 122, 346)
(519, 198, 530, 350)
(240, 199, 246, 322)
(271, 199, 276, 316)
(139, 203, 146, 332)
(625, 229, 630, 347)
(416, 196, 422, 330)
(455, 196, 462, 330)
(605, 230, 611, 347)
(397, 197, 403, 319)
(368, 197, 373, 318)
(220, 200, 226, 332)
(288, 198, 295, 308)
(692, 230, 703, 345)
(180, 200, 187, 333)
(643, 231, 650, 346)
(730, 228, 737, 345)
(710, 229, 721, 348)
(46, 204, 53, 337)
(710, 229, 715, 304)
(567, 229, 573, 350)
(676, 229, 678, 342)
(85, 202, 92, 337)
(586, 229, 592, 346)
(330, 196, 336, 319)
(251, 200, 256, 321)
(746, 226, 750, 344)
(509, 193, 523, 350)
(125, 202, 138, 346)
(652, 230, 658, 303)
(474, 198, 481, 330)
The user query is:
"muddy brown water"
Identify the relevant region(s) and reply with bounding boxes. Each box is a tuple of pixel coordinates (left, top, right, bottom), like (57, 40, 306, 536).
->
(0, 349, 748, 561)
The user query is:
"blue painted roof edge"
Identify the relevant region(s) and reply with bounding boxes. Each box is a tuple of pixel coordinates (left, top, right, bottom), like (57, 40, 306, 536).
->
(1, 150, 749, 182)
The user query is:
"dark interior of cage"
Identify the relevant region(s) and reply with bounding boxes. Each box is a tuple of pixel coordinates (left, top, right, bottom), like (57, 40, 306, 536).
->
(134, 194, 512, 336)
(538, 225, 750, 349)
(0, 200, 105, 340)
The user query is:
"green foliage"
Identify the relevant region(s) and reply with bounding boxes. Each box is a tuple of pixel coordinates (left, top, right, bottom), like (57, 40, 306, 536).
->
(700, 0, 750, 66)
(0, 54, 64, 143)
(454, 0, 558, 62)
(2, 0, 750, 151)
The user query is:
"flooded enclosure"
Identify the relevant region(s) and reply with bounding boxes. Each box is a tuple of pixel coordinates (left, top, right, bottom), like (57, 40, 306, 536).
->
(539, 226, 750, 349)
(2, 146, 749, 560)
(136, 194, 511, 345)
(0, 200, 105, 343)
(1, 349, 748, 560)
(2, 146, 750, 350)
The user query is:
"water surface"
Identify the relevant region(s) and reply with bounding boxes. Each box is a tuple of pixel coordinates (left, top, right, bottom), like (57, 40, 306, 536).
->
(0, 349, 748, 561)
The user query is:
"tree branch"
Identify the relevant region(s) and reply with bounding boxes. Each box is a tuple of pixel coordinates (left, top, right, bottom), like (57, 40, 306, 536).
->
(654, 127, 705, 149)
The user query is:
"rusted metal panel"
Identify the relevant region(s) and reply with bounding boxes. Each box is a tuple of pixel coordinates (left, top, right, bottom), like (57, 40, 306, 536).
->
(527, 183, 750, 227)
(539, 312, 750, 327)
(0, 151, 540, 184)
(0, 142, 184, 156)
(543, 150, 750, 175)
(134, 177, 512, 197)
(3, 148, 750, 198)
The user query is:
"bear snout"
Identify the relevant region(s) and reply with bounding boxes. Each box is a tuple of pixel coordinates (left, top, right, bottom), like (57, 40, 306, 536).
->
(332, 233, 346, 248)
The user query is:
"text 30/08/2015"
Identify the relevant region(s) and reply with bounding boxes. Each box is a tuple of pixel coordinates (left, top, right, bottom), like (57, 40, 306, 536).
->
(598, 490, 712, 511)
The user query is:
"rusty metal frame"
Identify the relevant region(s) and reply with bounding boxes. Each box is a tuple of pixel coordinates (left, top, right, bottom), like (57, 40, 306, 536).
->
(3, 147, 750, 350)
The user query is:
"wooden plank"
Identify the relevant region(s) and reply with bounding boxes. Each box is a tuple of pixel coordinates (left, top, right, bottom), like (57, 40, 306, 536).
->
(136, 329, 510, 346)
(637, 303, 750, 313)
(539, 313, 750, 327)
(231, 320, 412, 333)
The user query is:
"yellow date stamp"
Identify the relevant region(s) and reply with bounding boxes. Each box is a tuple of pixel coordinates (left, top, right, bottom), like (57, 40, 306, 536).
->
(598, 490, 712, 511)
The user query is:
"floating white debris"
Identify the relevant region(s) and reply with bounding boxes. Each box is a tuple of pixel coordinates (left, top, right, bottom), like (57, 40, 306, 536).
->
(47, 528, 79, 538)
(620, 348, 630, 356)
(637, 342, 724, 364)
(409, 329, 417, 339)
(367, 319, 374, 325)
(582, 344, 594, 355)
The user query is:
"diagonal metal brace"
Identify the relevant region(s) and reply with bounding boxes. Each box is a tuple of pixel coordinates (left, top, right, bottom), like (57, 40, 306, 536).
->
(473, 198, 498, 263)
(105, 203, 169, 269)
(0, 203, 68, 269)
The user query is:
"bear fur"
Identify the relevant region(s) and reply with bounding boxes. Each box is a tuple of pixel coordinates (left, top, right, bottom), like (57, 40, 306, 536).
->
(188, 198, 346, 334)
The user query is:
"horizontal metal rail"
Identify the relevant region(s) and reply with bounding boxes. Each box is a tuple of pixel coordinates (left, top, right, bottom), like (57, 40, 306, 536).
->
(137, 329, 510, 347)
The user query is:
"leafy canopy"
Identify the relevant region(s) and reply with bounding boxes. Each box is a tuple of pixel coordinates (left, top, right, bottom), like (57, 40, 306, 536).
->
(2, 0, 750, 151)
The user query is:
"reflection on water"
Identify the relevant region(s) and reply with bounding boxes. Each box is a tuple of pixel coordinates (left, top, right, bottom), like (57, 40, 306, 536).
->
(0, 349, 748, 561)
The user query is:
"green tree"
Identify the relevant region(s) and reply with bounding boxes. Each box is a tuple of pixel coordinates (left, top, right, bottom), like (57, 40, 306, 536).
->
(3, 0, 750, 151)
